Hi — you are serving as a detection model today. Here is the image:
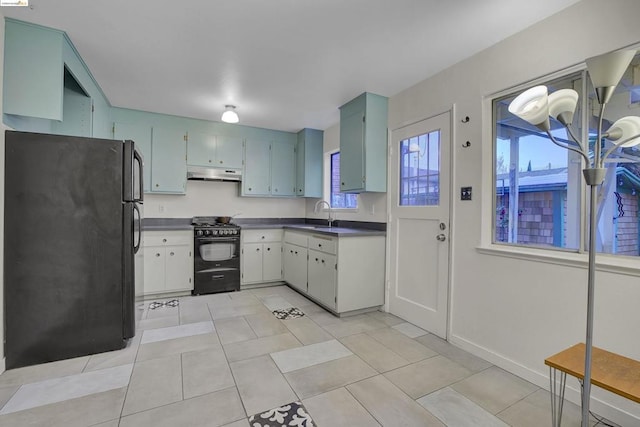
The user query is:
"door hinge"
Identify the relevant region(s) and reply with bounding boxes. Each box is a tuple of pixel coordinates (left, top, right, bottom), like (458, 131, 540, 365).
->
(335, 263, 337, 270)
(241, 248, 244, 254)
(91, 104, 95, 113)
(189, 278, 192, 283)
(335, 296, 337, 303)
(189, 251, 192, 257)
(112, 124, 115, 135)
(362, 116, 366, 123)
(184, 132, 188, 142)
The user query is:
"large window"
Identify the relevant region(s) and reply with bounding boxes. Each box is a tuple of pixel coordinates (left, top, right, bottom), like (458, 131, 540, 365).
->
(330, 152, 357, 209)
(493, 58, 640, 257)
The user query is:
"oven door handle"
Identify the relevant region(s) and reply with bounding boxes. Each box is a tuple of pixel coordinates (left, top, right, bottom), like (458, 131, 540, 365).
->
(196, 237, 239, 242)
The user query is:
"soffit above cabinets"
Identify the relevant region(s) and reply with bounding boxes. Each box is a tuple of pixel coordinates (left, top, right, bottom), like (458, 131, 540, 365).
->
(3, 0, 581, 132)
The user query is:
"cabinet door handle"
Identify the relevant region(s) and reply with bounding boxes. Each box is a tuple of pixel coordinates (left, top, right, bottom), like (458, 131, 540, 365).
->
(341, 182, 344, 186)
(261, 236, 265, 239)
(321, 259, 325, 264)
(267, 247, 271, 251)
(315, 258, 319, 262)
(256, 248, 260, 252)
(248, 187, 252, 191)
(290, 250, 293, 254)
(294, 251, 298, 255)
(318, 244, 322, 248)
(219, 160, 223, 164)
(170, 252, 174, 256)
(156, 253, 161, 257)
(163, 239, 167, 243)
(155, 183, 159, 187)
(208, 159, 212, 163)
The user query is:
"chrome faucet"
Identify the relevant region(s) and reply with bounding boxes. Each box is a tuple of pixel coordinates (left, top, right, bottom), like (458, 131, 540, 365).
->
(314, 200, 333, 227)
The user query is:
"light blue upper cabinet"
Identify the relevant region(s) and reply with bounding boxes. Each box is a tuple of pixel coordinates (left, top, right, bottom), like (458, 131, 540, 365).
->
(242, 138, 296, 197)
(187, 132, 243, 169)
(216, 135, 243, 169)
(187, 131, 217, 167)
(243, 139, 271, 196)
(296, 128, 323, 198)
(339, 92, 388, 193)
(151, 127, 187, 194)
(4, 20, 64, 120)
(271, 139, 296, 197)
(114, 122, 152, 193)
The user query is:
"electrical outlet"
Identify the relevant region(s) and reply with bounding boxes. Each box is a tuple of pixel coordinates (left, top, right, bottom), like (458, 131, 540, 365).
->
(461, 187, 472, 201)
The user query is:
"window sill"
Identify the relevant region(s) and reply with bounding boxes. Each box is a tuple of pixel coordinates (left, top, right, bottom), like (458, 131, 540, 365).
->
(476, 244, 640, 277)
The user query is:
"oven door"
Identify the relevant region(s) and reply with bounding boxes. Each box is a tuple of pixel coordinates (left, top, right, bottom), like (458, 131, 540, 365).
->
(195, 237, 239, 262)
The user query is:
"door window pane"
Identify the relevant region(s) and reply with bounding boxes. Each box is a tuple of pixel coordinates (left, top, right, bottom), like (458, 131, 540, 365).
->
(399, 131, 440, 206)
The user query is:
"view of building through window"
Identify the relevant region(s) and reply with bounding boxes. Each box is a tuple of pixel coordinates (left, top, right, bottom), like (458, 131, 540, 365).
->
(494, 64, 640, 256)
(399, 131, 440, 206)
(330, 152, 357, 209)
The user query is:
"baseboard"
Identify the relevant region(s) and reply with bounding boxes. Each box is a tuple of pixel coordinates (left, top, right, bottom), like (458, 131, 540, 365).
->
(0, 357, 5, 375)
(449, 333, 640, 426)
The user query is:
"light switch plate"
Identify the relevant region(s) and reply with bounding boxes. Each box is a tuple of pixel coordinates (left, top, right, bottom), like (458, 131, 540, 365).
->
(461, 187, 472, 201)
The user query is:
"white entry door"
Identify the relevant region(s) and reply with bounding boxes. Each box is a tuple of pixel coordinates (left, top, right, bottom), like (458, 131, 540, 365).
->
(388, 112, 451, 338)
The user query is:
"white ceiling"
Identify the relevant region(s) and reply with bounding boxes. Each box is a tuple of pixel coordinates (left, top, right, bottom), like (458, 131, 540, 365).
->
(3, 0, 582, 133)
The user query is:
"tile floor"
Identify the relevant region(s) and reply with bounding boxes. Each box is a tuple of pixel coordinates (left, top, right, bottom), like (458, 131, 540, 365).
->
(0, 285, 618, 427)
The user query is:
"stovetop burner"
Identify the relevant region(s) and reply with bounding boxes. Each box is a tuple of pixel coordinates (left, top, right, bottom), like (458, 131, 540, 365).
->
(192, 217, 240, 229)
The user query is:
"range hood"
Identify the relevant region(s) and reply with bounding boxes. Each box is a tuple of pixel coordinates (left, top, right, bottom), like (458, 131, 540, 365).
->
(187, 166, 242, 182)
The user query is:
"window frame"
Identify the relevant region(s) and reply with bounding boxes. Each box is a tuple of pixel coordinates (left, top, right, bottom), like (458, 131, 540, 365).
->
(487, 62, 640, 264)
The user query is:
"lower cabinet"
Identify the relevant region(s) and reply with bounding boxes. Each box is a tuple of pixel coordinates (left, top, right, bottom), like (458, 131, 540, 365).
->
(307, 249, 337, 310)
(283, 230, 385, 315)
(143, 230, 193, 295)
(241, 229, 283, 285)
(283, 242, 308, 293)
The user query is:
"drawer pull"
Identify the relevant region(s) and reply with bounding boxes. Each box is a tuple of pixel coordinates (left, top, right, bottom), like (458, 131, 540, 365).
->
(267, 247, 271, 251)
(163, 239, 167, 243)
(170, 252, 174, 256)
(256, 248, 260, 252)
(156, 253, 160, 257)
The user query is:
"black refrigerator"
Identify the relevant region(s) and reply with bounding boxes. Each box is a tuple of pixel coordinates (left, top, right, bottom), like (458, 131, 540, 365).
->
(4, 131, 143, 369)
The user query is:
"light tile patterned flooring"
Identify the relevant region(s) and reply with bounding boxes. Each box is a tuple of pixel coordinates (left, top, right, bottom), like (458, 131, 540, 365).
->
(0, 285, 616, 427)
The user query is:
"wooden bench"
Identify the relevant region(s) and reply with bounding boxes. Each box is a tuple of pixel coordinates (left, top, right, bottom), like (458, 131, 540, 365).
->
(545, 343, 640, 426)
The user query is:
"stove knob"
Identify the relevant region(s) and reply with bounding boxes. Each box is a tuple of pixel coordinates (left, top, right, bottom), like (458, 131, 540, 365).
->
(222, 230, 228, 235)
(204, 230, 211, 236)
(213, 229, 219, 236)
(196, 230, 203, 237)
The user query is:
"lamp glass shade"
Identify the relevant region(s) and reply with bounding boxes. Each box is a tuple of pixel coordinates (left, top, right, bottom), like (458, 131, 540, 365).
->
(548, 89, 579, 125)
(508, 85, 550, 130)
(585, 49, 636, 89)
(607, 116, 640, 147)
(221, 106, 239, 123)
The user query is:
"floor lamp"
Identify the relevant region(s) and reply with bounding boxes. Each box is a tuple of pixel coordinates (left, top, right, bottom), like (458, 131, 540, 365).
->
(508, 48, 640, 427)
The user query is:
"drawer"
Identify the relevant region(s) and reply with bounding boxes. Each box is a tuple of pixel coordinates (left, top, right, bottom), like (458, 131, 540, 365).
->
(243, 229, 283, 243)
(144, 231, 192, 247)
(284, 231, 308, 247)
(309, 235, 337, 254)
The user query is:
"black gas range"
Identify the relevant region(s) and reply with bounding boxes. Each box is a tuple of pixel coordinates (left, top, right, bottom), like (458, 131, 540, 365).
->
(191, 217, 241, 295)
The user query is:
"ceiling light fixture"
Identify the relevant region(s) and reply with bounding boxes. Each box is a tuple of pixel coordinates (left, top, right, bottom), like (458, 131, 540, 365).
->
(221, 105, 239, 124)
(509, 48, 639, 427)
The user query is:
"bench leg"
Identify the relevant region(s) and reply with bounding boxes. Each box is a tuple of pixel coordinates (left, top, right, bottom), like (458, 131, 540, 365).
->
(550, 366, 567, 426)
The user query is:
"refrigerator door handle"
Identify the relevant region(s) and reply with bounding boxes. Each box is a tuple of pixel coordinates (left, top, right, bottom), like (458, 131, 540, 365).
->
(134, 149, 144, 202)
(133, 204, 142, 254)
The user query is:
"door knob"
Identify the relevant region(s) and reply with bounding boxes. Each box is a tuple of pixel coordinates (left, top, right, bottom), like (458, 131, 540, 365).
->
(436, 234, 446, 242)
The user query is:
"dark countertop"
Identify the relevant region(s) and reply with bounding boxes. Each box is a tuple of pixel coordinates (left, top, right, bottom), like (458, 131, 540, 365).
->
(282, 225, 386, 237)
(143, 218, 193, 231)
(143, 217, 386, 237)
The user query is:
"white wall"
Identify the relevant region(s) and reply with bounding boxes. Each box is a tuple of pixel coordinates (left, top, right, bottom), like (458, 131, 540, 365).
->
(145, 180, 306, 219)
(304, 122, 388, 223)
(388, 0, 640, 423)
